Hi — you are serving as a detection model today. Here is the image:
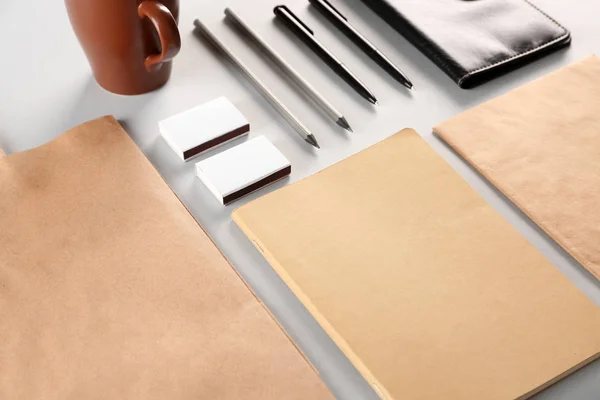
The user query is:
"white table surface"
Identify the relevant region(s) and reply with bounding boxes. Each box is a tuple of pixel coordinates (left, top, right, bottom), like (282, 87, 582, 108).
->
(2, 1, 600, 399)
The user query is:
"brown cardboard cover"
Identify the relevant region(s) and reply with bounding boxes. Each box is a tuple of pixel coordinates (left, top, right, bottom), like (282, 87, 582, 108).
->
(435, 56, 600, 280)
(0, 116, 332, 399)
(233, 129, 600, 400)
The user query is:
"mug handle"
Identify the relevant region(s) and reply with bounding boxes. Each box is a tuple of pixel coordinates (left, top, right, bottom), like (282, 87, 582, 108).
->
(137, 1, 181, 71)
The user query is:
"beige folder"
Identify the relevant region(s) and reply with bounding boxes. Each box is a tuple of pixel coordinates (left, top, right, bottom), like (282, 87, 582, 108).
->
(0, 116, 332, 399)
(233, 129, 600, 400)
(435, 56, 600, 281)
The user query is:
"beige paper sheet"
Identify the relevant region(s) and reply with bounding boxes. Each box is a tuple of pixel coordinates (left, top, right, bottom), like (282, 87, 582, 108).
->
(435, 56, 600, 280)
(233, 129, 600, 400)
(0, 116, 332, 399)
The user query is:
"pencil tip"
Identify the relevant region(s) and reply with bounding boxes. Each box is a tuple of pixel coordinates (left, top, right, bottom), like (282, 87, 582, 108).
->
(306, 134, 320, 149)
(336, 117, 353, 132)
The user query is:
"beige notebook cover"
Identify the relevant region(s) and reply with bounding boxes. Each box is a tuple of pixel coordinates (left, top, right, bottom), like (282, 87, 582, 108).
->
(435, 56, 600, 281)
(233, 129, 600, 400)
(0, 116, 332, 399)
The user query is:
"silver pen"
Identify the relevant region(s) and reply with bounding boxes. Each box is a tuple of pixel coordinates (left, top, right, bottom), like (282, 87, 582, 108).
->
(193, 19, 320, 149)
(224, 7, 353, 132)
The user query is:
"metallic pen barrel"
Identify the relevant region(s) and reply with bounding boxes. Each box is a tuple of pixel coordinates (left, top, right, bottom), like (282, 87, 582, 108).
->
(224, 8, 353, 132)
(308, 0, 413, 91)
(336, 63, 378, 104)
(274, 5, 378, 105)
(193, 19, 320, 149)
(373, 49, 414, 90)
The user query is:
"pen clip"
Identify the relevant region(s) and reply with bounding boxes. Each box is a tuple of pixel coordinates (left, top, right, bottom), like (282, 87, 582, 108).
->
(319, 0, 347, 21)
(274, 5, 314, 35)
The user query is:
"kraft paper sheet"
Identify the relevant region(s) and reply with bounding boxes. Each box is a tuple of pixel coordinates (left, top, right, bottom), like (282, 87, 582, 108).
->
(233, 129, 600, 400)
(435, 56, 600, 280)
(0, 116, 331, 399)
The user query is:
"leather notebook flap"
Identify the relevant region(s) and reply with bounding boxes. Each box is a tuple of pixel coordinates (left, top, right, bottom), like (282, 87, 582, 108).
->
(360, 0, 570, 88)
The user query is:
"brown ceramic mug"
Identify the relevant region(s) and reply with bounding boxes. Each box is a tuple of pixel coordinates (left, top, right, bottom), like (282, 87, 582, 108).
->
(65, 0, 181, 95)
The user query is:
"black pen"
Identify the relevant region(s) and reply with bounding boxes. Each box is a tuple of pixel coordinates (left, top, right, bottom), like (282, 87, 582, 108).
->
(309, 0, 414, 91)
(274, 5, 378, 105)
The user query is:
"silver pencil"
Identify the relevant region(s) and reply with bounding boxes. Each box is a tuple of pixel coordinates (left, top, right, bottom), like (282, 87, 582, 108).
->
(224, 8, 352, 132)
(193, 19, 320, 149)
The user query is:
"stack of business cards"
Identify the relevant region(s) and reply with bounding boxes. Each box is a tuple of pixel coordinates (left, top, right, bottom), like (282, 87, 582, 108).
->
(196, 136, 291, 205)
(159, 96, 250, 161)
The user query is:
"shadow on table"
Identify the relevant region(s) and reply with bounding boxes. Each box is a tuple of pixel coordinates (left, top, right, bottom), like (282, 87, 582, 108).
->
(0, 129, 13, 155)
(67, 76, 154, 127)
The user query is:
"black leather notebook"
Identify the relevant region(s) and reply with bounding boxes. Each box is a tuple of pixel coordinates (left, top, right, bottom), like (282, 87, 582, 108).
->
(360, 0, 571, 88)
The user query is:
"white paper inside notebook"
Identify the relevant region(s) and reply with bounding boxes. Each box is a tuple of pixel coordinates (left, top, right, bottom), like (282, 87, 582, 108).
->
(195, 136, 291, 204)
(159, 96, 249, 161)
